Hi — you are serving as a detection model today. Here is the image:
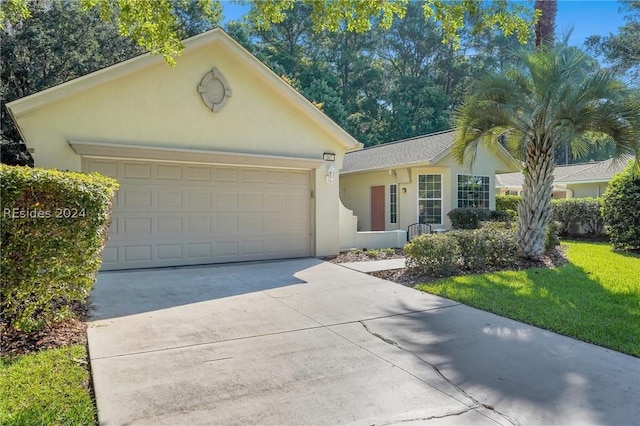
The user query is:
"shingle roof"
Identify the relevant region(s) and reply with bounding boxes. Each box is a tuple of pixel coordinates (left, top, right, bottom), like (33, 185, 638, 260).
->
(495, 158, 627, 187)
(341, 130, 455, 174)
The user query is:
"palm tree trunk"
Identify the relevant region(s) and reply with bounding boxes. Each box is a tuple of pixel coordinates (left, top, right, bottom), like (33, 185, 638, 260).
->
(517, 139, 555, 259)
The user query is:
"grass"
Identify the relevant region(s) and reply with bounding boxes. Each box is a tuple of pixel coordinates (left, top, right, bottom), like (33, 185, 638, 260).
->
(0, 345, 96, 426)
(415, 241, 640, 357)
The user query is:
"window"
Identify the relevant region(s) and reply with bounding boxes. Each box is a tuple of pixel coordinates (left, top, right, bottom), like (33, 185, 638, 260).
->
(418, 174, 442, 224)
(458, 175, 490, 209)
(389, 184, 397, 224)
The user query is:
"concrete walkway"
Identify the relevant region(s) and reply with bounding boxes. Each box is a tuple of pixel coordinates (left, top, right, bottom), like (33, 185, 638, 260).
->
(339, 257, 406, 272)
(87, 258, 640, 426)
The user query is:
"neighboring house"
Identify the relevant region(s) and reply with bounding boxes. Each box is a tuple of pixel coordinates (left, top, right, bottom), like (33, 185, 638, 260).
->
(496, 158, 627, 199)
(339, 130, 521, 234)
(7, 28, 362, 270)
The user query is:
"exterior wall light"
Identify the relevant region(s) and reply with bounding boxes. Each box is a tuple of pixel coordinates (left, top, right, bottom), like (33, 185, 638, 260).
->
(323, 152, 336, 184)
(326, 163, 336, 184)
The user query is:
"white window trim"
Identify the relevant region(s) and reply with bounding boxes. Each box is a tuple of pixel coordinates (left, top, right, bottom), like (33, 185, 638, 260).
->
(418, 174, 443, 226)
(389, 184, 398, 224)
(456, 174, 491, 209)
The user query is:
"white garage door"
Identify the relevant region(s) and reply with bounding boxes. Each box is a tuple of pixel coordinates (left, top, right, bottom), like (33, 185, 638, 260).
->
(85, 159, 312, 270)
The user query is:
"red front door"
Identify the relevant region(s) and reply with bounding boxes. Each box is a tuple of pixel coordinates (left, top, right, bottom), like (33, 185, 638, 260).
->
(371, 186, 385, 231)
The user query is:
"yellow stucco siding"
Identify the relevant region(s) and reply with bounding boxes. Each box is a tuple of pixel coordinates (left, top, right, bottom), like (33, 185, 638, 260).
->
(567, 183, 608, 198)
(10, 30, 356, 259)
(19, 40, 346, 171)
(340, 143, 518, 232)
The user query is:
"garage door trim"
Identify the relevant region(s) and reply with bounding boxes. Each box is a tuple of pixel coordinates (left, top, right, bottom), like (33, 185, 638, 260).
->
(70, 140, 325, 170)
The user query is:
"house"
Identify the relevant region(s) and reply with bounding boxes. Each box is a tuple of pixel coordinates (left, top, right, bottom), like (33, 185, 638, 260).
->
(7, 28, 362, 270)
(496, 158, 627, 199)
(338, 130, 521, 241)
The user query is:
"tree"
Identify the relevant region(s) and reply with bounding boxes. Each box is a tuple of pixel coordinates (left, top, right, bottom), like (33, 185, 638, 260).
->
(453, 44, 640, 259)
(1, 0, 221, 65)
(534, 0, 557, 48)
(2, 0, 536, 65)
(0, 0, 145, 164)
(586, 0, 640, 81)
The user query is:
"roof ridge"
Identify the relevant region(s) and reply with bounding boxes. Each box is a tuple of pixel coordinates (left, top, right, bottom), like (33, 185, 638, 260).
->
(347, 129, 455, 153)
(556, 159, 611, 180)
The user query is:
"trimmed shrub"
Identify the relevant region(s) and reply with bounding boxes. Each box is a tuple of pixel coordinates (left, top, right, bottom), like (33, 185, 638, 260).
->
(486, 209, 514, 223)
(496, 194, 521, 212)
(545, 221, 561, 252)
(405, 233, 458, 276)
(450, 230, 489, 271)
(552, 198, 603, 236)
(478, 222, 518, 266)
(448, 208, 512, 230)
(581, 199, 604, 235)
(601, 163, 640, 251)
(1, 165, 119, 332)
(405, 224, 518, 275)
(448, 208, 488, 229)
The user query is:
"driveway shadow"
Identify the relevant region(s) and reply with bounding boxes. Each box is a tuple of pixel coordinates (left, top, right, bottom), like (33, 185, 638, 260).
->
(366, 264, 640, 426)
(89, 257, 322, 320)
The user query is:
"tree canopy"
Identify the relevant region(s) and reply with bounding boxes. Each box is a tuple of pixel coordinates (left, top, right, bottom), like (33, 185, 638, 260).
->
(1, 0, 537, 65)
(586, 0, 640, 81)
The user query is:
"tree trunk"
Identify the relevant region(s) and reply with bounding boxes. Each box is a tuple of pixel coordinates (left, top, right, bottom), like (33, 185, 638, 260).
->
(534, 0, 558, 48)
(517, 139, 555, 259)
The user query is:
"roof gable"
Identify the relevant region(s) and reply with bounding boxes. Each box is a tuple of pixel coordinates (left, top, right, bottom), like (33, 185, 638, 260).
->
(341, 130, 456, 173)
(7, 28, 361, 151)
(496, 158, 627, 187)
(341, 130, 520, 174)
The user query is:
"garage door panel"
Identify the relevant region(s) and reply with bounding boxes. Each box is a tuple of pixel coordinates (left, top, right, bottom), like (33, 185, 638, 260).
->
(240, 192, 263, 208)
(123, 217, 152, 234)
(124, 190, 152, 207)
(156, 164, 183, 180)
(214, 167, 238, 182)
(86, 159, 312, 270)
(242, 169, 263, 183)
(288, 170, 311, 185)
(215, 192, 238, 208)
(124, 245, 153, 262)
(214, 214, 238, 233)
(186, 217, 212, 233)
(155, 217, 183, 233)
(186, 166, 211, 181)
(157, 191, 183, 207)
(122, 162, 151, 179)
(188, 242, 212, 258)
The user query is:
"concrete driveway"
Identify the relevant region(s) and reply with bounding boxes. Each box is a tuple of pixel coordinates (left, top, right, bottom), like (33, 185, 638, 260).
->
(88, 259, 640, 426)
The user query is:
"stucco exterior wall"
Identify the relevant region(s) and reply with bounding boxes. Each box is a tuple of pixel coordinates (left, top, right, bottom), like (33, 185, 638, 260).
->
(340, 143, 516, 233)
(567, 183, 608, 198)
(11, 33, 352, 257)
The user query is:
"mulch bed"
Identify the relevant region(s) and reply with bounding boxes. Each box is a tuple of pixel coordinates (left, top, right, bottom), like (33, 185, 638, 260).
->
(330, 246, 569, 288)
(1, 301, 89, 356)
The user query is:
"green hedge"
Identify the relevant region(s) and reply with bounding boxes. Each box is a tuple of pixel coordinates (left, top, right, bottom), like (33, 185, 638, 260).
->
(601, 163, 640, 250)
(447, 208, 512, 230)
(496, 194, 521, 212)
(1, 165, 119, 332)
(551, 198, 603, 235)
(405, 223, 518, 276)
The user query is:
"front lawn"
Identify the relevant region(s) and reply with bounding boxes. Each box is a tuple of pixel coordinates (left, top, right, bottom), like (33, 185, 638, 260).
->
(415, 241, 640, 357)
(0, 345, 96, 426)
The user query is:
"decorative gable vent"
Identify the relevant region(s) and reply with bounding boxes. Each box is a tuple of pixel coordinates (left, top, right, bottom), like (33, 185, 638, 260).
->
(198, 68, 232, 112)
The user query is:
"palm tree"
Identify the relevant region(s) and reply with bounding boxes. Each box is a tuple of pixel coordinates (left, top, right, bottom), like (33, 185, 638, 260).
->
(453, 44, 640, 259)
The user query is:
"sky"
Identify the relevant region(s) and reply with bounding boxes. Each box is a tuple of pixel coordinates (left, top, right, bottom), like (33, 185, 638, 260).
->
(220, 0, 627, 46)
